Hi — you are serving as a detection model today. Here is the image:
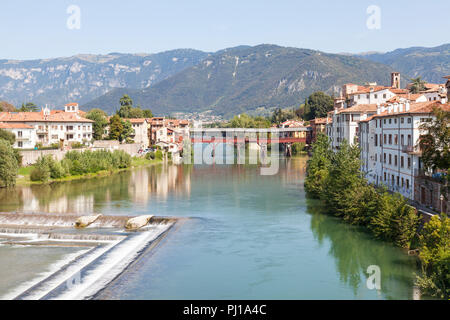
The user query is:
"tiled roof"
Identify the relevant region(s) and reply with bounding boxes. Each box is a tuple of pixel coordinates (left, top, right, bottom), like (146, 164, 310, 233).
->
(65, 102, 79, 106)
(338, 104, 378, 114)
(0, 111, 94, 123)
(0, 122, 34, 129)
(124, 118, 147, 124)
(370, 102, 450, 119)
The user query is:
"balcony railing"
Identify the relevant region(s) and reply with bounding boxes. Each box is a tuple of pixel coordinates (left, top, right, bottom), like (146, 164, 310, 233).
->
(402, 145, 421, 155)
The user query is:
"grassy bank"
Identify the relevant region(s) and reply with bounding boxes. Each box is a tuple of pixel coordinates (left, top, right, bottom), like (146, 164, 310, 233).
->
(17, 156, 162, 186)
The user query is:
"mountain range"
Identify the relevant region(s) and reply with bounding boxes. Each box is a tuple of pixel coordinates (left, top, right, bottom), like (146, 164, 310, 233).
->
(0, 44, 448, 118)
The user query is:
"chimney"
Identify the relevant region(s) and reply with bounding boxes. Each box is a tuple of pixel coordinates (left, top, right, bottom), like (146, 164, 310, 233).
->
(405, 102, 410, 111)
(391, 72, 401, 89)
(399, 103, 403, 112)
(377, 103, 381, 115)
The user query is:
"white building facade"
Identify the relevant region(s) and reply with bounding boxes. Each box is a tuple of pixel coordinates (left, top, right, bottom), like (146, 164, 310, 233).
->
(358, 100, 449, 200)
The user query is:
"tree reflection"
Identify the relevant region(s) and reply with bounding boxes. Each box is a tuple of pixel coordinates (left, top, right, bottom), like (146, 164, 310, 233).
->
(307, 197, 417, 299)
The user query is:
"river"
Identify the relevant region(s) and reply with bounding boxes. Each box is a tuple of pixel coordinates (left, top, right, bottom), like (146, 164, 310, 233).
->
(0, 156, 419, 299)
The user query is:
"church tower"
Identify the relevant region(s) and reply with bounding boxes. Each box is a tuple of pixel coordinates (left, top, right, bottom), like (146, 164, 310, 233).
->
(391, 72, 401, 89)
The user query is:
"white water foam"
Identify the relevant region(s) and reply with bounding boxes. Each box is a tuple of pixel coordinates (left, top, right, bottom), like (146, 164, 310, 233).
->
(54, 224, 171, 300)
(0, 248, 90, 300)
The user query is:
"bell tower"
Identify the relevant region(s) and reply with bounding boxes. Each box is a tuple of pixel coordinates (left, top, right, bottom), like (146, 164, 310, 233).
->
(391, 72, 401, 89)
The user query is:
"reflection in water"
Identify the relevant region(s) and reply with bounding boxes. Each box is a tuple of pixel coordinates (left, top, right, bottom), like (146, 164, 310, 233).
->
(0, 164, 192, 215)
(307, 198, 417, 299)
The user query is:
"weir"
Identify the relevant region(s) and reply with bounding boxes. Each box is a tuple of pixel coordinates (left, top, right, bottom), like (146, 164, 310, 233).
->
(0, 212, 177, 300)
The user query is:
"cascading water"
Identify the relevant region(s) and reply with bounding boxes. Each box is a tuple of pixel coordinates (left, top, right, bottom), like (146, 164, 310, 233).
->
(0, 212, 175, 300)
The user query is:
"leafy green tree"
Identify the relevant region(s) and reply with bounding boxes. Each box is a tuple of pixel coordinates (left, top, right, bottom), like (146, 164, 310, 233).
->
(108, 115, 123, 141)
(121, 120, 134, 142)
(304, 92, 334, 120)
(0, 139, 19, 187)
(305, 133, 333, 198)
(409, 77, 426, 94)
(369, 190, 420, 248)
(117, 94, 134, 118)
(416, 215, 450, 299)
(0, 128, 16, 145)
(419, 106, 450, 172)
(322, 140, 364, 218)
(86, 108, 108, 140)
(19, 102, 39, 112)
(229, 114, 271, 128)
(142, 109, 153, 118)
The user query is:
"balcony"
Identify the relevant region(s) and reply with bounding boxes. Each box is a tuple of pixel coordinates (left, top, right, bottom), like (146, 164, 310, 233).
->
(402, 145, 421, 155)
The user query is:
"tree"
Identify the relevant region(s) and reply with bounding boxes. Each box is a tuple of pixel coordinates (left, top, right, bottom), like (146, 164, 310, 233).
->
(409, 77, 426, 94)
(117, 94, 134, 118)
(419, 106, 450, 172)
(143, 109, 153, 118)
(116, 95, 153, 119)
(304, 92, 334, 120)
(120, 120, 134, 142)
(108, 115, 123, 141)
(305, 133, 333, 198)
(0, 128, 16, 145)
(416, 215, 450, 298)
(19, 102, 39, 112)
(0, 139, 19, 187)
(229, 114, 270, 128)
(322, 140, 364, 218)
(86, 108, 108, 140)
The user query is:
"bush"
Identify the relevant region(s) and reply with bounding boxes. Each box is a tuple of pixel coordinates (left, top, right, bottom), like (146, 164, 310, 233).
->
(155, 150, 163, 160)
(30, 156, 52, 182)
(291, 142, 306, 155)
(0, 139, 19, 187)
(146, 151, 155, 160)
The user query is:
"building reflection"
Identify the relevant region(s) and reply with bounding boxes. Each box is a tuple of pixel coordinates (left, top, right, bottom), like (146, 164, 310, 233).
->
(0, 164, 193, 214)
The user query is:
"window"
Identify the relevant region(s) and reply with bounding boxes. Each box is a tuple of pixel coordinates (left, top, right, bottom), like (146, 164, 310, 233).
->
(18, 141, 23, 148)
(408, 157, 411, 168)
(394, 134, 398, 145)
(407, 118, 412, 124)
(407, 135, 412, 146)
(375, 134, 378, 146)
(384, 172, 386, 181)
(389, 119, 392, 124)
(384, 153, 386, 163)
(401, 135, 404, 146)
(394, 119, 397, 124)
(389, 134, 392, 144)
(397, 176, 400, 186)
(406, 179, 410, 189)
(374, 94, 378, 99)
(401, 118, 404, 124)
(383, 94, 386, 99)
(375, 154, 378, 161)
(395, 155, 398, 166)
(17, 131, 22, 137)
(401, 156, 404, 168)
(366, 94, 369, 99)
(384, 119, 386, 124)
(51, 135, 58, 139)
(384, 134, 387, 144)
(389, 154, 392, 165)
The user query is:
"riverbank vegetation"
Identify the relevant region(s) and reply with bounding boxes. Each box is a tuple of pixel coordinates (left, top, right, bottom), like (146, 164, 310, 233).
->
(21, 150, 162, 185)
(305, 133, 449, 299)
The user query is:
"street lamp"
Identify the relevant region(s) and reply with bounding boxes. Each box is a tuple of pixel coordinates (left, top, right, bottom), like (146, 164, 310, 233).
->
(440, 194, 444, 214)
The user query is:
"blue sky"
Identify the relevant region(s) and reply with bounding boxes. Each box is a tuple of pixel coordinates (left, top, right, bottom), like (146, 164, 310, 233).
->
(1, 0, 449, 60)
